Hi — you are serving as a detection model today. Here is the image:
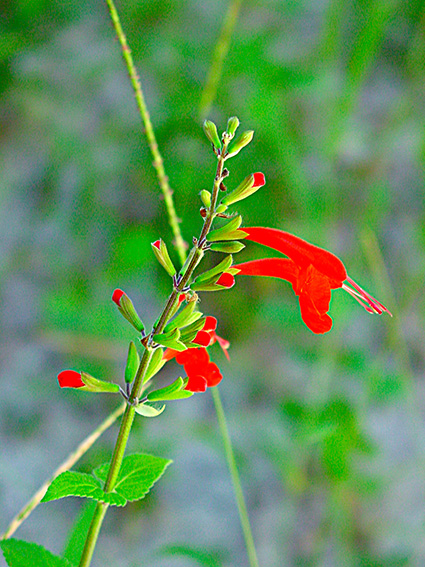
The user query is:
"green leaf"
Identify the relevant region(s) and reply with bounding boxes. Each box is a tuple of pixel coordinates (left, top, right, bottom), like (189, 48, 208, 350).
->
(0, 539, 73, 567)
(63, 500, 96, 564)
(95, 453, 172, 502)
(134, 402, 166, 417)
(147, 377, 193, 401)
(41, 471, 127, 507)
(144, 347, 166, 383)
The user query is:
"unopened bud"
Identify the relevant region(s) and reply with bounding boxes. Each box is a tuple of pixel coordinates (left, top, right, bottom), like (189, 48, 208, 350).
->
(203, 119, 222, 150)
(125, 341, 140, 384)
(222, 172, 266, 206)
(152, 239, 177, 277)
(58, 370, 120, 393)
(226, 130, 254, 159)
(210, 241, 245, 253)
(207, 215, 247, 242)
(112, 289, 145, 332)
(226, 116, 240, 137)
(200, 190, 211, 208)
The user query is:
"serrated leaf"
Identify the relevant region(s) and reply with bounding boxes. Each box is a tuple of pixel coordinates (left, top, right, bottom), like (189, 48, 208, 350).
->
(134, 402, 166, 417)
(144, 347, 166, 383)
(0, 539, 73, 567)
(41, 471, 126, 507)
(63, 501, 96, 564)
(42, 471, 104, 503)
(95, 454, 172, 502)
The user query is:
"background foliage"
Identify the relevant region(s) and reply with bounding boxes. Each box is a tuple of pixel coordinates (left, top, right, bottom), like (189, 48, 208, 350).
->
(1, 0, 425, 565)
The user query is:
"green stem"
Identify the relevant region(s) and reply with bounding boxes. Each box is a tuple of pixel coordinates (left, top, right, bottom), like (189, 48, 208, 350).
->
(198, 0, 244, 120)
(104, 0, 186, 266)
(1, 403, 125, 541)
(211, 388, 259, 567)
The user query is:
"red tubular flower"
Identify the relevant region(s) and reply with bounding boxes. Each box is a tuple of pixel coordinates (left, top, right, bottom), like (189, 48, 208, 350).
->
(234, 227, 392, 334)
(252, 172, 266, 187)
(216, 272, 235, 288)
(58, 370, 85, 388)
(163, 316, 229, 391)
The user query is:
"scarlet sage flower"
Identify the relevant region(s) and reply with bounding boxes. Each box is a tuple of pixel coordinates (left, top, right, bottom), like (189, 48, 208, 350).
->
(234, 227, 392, 334)
(163, 317, 229, 392)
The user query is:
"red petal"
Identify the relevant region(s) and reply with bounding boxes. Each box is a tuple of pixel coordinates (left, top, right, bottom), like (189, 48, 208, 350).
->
(163, 348, 179, 361)
(215, 334, 230, 360)
(185, 374, 208, 392)
(216, 272, 235, 288)
(243, 228, 347, 283)
(193, 330, 212, 347)
(203, 362, 223, 387)
(152, 239, 161, 249)
(176, 347, 209, 366)
(58, 370, 85, 388)
(203, 316, 217, 332)
(252, 172, 266, 187)
(112, 289, 125, 306)
(234, 258, 298, 286)
(298, 293, 333, 334)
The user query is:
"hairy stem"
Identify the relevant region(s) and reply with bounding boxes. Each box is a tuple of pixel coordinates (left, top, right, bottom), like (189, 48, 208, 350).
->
(198, 0, 244, 120)
(105, 0, 187, 266)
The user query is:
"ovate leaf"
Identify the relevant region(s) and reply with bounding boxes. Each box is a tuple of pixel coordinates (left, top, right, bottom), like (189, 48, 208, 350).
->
(0, 539, 73, 567)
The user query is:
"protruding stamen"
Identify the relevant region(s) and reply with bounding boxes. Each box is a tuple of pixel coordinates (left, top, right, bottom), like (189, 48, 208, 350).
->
(343, 277, 392, 317)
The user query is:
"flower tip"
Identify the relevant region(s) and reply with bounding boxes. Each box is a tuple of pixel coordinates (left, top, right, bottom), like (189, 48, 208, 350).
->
(58, 370, 84, 389)
(152, 239, 161, 249)
(112, 288, 125, 306)
(216, 272, 235, 288)
(253, 172, 265, 187)
(193, 330, 212, 347)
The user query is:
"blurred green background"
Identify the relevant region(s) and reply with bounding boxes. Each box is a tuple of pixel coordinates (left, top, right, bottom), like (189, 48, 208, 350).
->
(1, 0, 425, 565)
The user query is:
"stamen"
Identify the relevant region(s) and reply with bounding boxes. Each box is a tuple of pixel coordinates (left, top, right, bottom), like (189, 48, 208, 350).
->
(343, 277, 392, 317)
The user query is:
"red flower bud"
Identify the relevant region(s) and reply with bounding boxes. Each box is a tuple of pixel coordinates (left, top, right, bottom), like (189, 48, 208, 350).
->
(252, 172, 265, 187)
(112, 288, 125, 307)
(58, 370, 85, 388)
(216, 272, 235, 288)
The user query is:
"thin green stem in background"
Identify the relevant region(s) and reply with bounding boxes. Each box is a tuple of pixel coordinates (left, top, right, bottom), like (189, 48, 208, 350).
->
(198, 0, 244, 120)
(0, 403, 126, 540)
(105, 0, 187, 266)
(212, 388, 259, 567)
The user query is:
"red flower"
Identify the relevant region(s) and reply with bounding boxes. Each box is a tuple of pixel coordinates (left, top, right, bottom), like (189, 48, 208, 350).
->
(234, 227, 392, 334)
(216, 272, 235, 288)
(163, 316, 229, 392)
(252, 172, 266, 187)
(58, 370, 85, 388)
(112, 288, 125, 307)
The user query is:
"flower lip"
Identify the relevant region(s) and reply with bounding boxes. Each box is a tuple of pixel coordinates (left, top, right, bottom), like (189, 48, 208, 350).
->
(58, 370, 85, 388)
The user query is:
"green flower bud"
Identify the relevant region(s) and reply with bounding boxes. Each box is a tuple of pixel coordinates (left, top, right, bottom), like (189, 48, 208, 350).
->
(226, 116, 240, 137)
(200, 190, 211, 208)
(203, 119, 222, 149)
(112, 289, 145, 333)
(152, 239, 177, 277)
(226, 130, 254, 159)
(210, 241, 245, 253)
(207, 215, 248, 242)
(222, 172, 266, 206)
(215, 204, 228, 214)
(125, 341, 140, 384)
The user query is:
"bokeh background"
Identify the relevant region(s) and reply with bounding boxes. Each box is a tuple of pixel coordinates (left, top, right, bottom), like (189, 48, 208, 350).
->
(1, 0, 425, 565)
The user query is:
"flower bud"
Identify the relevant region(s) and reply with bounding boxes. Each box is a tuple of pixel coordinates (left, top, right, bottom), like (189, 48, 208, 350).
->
(215, 204, 228, 214)
(152, 239, 177, 277)
(207, 215, 247, 242)
(58, 370, 120, 393)
(200, 190, 211, 208)
(210, 241, 245, 253)
(203, 119, 222, 150)
(222, 172, 266, 206)
(226, 130, 254, 159)
(226, 116, 240, 137)
(125, 341, 140, 384)
(112, 289, 145, 332)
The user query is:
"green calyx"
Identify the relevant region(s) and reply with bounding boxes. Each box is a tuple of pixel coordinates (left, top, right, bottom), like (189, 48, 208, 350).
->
(203, 119, 222, 150)
(207, 215, 248, 242)
(151, 239, 177, 277)
(80, 372, 120, 394)
(210, 241, 245, 253)
(225, 130, 254, 159)
(147, 377, 193, 402)
(124, 341, 140, 384)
